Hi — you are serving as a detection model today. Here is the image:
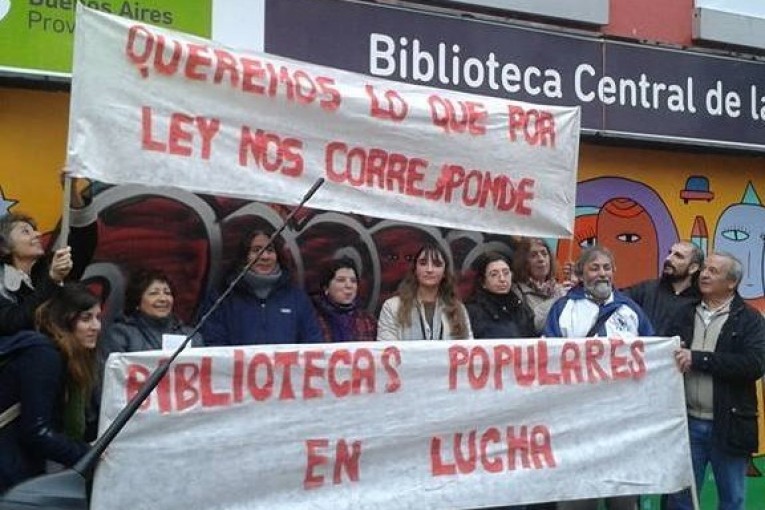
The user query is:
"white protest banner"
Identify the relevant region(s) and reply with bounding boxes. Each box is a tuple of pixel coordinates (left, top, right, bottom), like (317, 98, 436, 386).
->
(93, 337, 692, 509)
(67, 5, 580, 238)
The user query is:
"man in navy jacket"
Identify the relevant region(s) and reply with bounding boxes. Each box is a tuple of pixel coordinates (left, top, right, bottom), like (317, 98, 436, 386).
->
(544, 245, 653, 510)
(544, 245, 654, 340)
(668, 252, 765, 510)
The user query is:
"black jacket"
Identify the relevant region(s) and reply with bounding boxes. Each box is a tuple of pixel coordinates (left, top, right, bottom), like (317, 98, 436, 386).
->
(0, 332, 90, 491)
(667, 294, 765, 455)
(623, 277, 701, 336)
(466, 289, 536, 340)
(0, 221, 97, 338)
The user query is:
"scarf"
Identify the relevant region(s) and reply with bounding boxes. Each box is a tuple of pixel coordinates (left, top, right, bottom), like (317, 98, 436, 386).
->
(526, 278, 558, 299)
(316, 293, 357, 342)
(241, 268, 283, 299)
(62, 380, 87, 441)
(135, 311, 175, 332)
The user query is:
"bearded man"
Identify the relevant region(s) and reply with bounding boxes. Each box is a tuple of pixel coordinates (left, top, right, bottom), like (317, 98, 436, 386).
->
(623, 241, 704, 335)
(542, 245, 654, 510)
(667, 252, 765, 510)
(543, 245, 654, 340)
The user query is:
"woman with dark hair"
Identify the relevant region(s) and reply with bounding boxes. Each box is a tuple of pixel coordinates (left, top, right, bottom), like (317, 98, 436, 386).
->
(100, 269, 202, 358)
(0, 284, 100, 491)
(200, 226, 323, 345)
(467, 252, 535, 339)
(0, 213, 75, 336)
(512, 238, 573, 333)
(313, 258, 377, 342)
(377, 243, 472, 341)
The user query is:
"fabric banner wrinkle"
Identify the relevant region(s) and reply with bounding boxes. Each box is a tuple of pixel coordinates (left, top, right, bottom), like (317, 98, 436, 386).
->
(93, 336, 693, 509)
(67, 5, 580, 238)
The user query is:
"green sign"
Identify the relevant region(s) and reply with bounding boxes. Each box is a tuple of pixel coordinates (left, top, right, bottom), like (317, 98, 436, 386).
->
(0, 0, 212, 75)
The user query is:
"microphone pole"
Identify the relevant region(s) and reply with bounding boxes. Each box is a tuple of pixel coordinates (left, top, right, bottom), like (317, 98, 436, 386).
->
(74, 177, 325, 478)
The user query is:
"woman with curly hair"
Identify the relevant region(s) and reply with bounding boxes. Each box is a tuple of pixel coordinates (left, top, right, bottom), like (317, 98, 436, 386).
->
(377, 243, 472, 341)
(101, 268, 202, 358)
(512, 238, 573, 334)
(0, 284, 100, 491)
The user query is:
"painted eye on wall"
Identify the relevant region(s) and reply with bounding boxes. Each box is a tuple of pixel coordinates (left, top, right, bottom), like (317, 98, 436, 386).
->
(578, 237, 596, 248)
(616, 233, 642, 243)
(722, 229, 749, 241)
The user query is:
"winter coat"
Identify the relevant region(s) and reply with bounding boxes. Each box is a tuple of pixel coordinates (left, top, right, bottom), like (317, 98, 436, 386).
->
(377, 296, 473, 341)
(623, 277, 701, 336)
(313, 294, 377, 342)
(512, 281, 567, 334)
(466, 288, 536, 340)
(101, 312, 202, 355)
(543, 286, 654, 338)
(0, 264, 61, 337)
(0, 332, 90, 491)
(200, 270, 323, 345)
(667, 295, 765, 455)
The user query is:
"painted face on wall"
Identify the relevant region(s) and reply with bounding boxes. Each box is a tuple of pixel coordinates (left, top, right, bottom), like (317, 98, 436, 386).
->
(597, 198, 657, 288)
(556, 214, 597, 271)
(714, 203, 765, 300)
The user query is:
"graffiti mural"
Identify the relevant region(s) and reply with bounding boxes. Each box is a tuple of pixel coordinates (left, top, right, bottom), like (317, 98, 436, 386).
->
(3, 88, 765, 507)
(714, 183, 765, 310)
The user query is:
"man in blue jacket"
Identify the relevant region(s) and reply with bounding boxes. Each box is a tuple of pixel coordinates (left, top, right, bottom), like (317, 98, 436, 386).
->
(544, 245, 654, 340)
(543, 245, 653, 510)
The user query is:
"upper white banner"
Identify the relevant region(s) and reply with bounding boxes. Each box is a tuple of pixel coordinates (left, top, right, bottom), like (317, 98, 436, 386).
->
(92, 337, 692, 510)
(67, 5, 580, 238)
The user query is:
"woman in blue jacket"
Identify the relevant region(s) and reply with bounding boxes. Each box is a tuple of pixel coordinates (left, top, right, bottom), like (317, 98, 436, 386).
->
(200, 226, 323, 345)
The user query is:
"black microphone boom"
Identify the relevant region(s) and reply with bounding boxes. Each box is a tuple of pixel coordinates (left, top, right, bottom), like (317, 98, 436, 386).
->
(0, 178, 325, 510)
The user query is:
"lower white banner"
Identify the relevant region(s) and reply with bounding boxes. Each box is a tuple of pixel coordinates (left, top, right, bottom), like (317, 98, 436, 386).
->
(93, 337, 692, 509)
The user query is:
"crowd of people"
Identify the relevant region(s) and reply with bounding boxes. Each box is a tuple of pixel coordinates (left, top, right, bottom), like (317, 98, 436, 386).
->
(0, 210, 764, 510)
